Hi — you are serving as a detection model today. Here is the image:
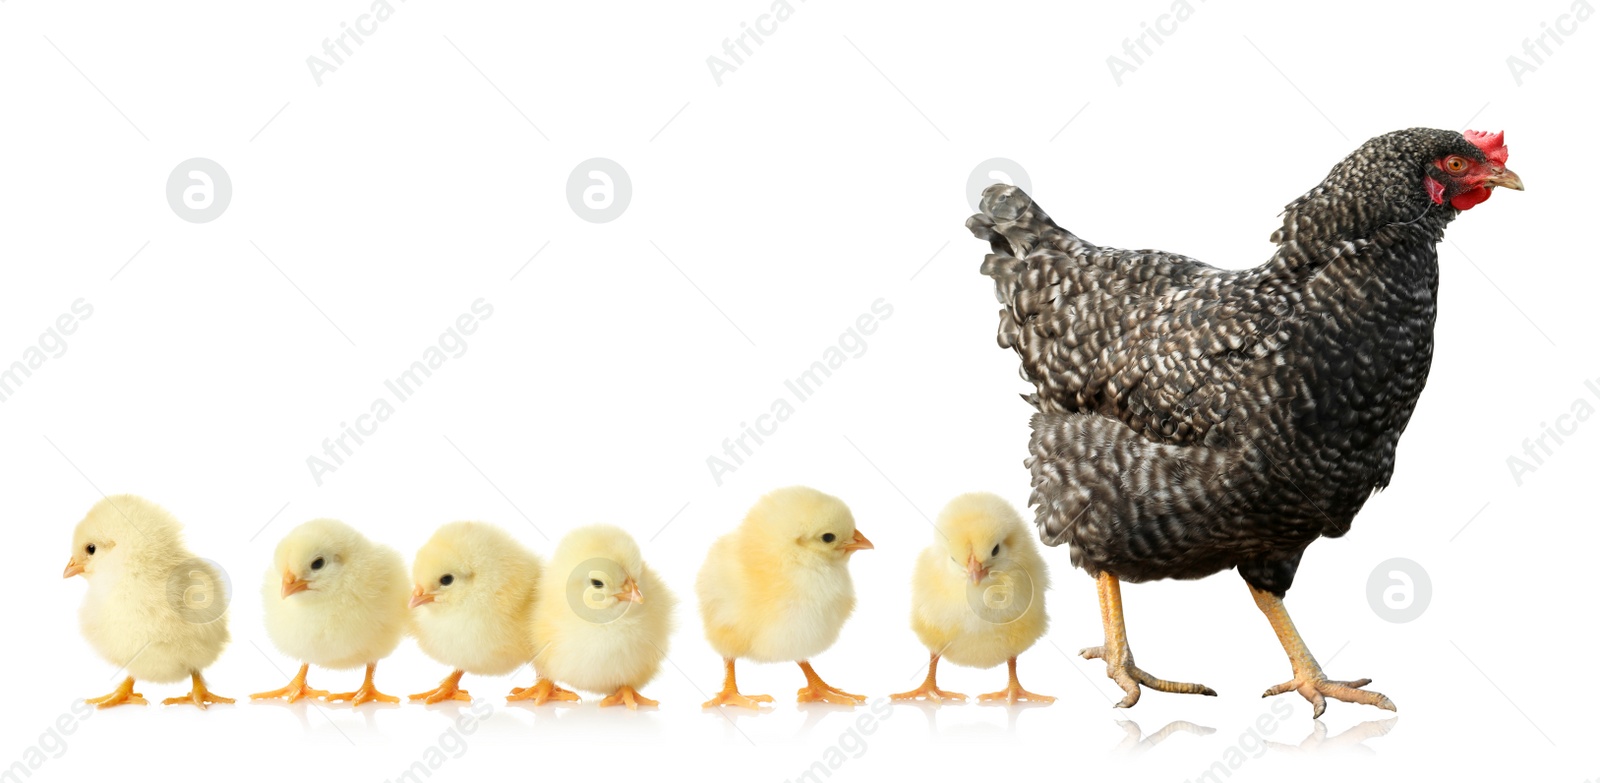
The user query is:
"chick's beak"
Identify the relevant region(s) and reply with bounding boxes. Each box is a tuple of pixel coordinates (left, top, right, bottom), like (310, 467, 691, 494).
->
(841, 529, 874, 553)
(63, 559, 84, 579)
(966, 554, 989, 585)
(1485, 166, 1524, 191)
(281, 569, 310, 598)
(614, 578, 644, 605)
(409, 585, 436, 609)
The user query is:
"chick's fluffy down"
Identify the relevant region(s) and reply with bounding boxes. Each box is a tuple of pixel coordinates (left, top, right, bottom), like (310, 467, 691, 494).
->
(697, 486, 860, 663)
(531, 524, 675, 694)
(262, 518, 409, 670)
(411, 521, 541, 676)
(72, 495, 230, 683)
(909, 493, 1049, 669)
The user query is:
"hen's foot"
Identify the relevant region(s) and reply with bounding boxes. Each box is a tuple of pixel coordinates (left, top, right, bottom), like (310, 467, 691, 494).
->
(1081, 646, 1216, 709)
(1264, 674, 1395, 719)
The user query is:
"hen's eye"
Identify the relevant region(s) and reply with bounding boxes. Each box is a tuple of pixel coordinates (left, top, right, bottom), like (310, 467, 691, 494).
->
(991, 544, 1000, 557)
(1445, 156, 1468, 173)
(821, 533, 836, 543)
(85, 543, 96, 555)
(440, 574, 454, 586)
(590, 579, 604, 588)
(310, 557, 325, 570)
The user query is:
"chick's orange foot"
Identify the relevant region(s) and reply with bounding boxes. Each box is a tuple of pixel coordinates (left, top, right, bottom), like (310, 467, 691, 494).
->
(891, 654, 967, 703)
(599, 685, 658, 710)
(506, 678, 579, 705)
(977, 658, 1054, 705)
(701, 659, 772, 710)
(410, 670, 471, 705)
(251, 663, 329, 703)
(326, 663, 399, 706)
(163, 672, 234, 710)
(795, 661, 865, 706)
(85, 677, 146, 709)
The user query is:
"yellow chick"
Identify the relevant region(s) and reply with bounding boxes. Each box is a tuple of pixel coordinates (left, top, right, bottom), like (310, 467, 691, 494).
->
(518, 524, 677, 709)
(893, 493, 1053, 704)
(252, 518, 409, 705)
(408, 521, 541, 704)
(64, 495, 233, 709)
(697, 486, 873, 709)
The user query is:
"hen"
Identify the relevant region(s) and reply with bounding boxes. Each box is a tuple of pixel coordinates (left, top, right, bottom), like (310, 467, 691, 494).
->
(967, 128, 1521, 717)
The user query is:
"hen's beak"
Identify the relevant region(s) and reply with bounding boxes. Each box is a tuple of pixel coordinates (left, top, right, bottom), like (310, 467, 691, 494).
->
(1485, 166, 1524, 191)
(842, 529, 874, 552)
(614, 578, 644, 605)
(409, 585, 436, 609)
(281, 569, 310, 598)
(966, 554, 989, 585)
(63, 559, 84, 579)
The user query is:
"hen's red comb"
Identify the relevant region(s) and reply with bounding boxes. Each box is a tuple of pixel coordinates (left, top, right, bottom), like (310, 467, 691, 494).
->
(1463, 130, 1509, 167)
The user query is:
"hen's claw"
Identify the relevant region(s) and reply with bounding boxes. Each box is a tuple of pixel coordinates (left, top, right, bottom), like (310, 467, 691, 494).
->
(1081, 645, 1216, 709)
(1264, 675, 1395, 719)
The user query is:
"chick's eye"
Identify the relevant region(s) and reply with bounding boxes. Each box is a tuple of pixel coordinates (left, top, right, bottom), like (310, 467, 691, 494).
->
(1445, 156, 1468, 173)
(822, 533, 836, 543)
(991, 544, 1000, 557)
(590, 579, 604, 588)
(310, 557, 325, 570)
(85, 543, 95, 555)
(439, 574, 453, 586)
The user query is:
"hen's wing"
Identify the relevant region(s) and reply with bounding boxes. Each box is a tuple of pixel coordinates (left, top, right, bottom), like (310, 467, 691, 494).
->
(969, 185, 1287, 449)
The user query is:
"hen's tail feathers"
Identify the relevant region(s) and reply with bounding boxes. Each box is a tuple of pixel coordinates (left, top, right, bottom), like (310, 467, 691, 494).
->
(966, 184, 1074, 262)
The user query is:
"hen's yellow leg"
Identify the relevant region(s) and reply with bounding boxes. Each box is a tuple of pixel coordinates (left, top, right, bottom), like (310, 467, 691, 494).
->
(701, 658, 772, 709)
(892, 653, 967, 702)
(326, 662, 399, 705)
(1081, 572, 1217, 708)
(599, 685, 658, 710)
(978, 657, 1055, 704)
(85, 676, 146, 708)
(796, 661, 865, 705)
(1251, 585, 1396, 718)
(163, 671, 235, 709)
(506, 677, 580, 705)
(410, 669, 471, 705)
(250, 663, 329, 702)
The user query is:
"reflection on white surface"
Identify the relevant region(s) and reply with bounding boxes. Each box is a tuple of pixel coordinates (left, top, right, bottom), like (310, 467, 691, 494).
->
(1113, 719, 1218, 754)
(1266, 717, 1398, 755)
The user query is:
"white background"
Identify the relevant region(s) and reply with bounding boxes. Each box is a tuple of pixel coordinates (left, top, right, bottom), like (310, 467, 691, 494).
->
(2, 1, 1595, 781)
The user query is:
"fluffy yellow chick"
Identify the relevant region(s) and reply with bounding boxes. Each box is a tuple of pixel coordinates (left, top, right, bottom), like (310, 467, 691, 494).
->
(252, 518, 409, 705)
(697, 486, 873, 709)
(517, 524, 677, 709)
(64, 495, 233, 709)
(893, 493, 1053, 704)
(408, 521, 541, 704)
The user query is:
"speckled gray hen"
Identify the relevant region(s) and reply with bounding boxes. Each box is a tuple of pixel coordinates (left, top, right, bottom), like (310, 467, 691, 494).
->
(967, 127, 1521, 716)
